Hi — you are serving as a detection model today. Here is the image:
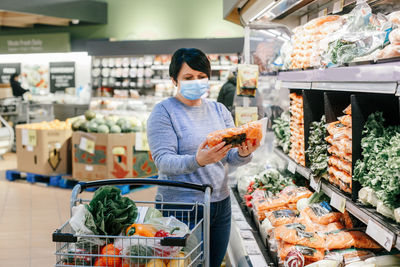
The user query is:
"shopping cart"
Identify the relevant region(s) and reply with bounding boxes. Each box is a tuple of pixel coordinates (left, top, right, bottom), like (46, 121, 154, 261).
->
(53, 178, 212, 267)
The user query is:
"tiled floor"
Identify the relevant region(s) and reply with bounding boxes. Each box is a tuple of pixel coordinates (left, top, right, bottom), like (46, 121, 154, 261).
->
(0, 152, 157, 267)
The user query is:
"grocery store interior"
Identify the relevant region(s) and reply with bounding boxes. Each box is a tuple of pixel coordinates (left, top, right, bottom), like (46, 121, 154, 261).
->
(1, 0, 400, 266)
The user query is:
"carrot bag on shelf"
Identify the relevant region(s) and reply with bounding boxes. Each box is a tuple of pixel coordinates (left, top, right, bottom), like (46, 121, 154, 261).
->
(206, 118, 267, 148)
(237, 64, 259, 97)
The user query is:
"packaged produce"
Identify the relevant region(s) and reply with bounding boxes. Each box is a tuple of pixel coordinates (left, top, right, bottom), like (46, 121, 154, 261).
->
(289, 92, 305, 166)
(388, 11, 400, 26)
(205, 120, 263, 148)
(267, 209, 298, 227)
(303, 202, 343, 225)
(327, 146, 352, 163)
(281, 186, 313, 204)
(284, 249, 305, 267)
(389, 28, 400, 44)
(324, 230, 380, 250)
(376, 44, 400, 59)
(326, 122, 352, 140)
(364, 255, 400, 266)
(274, 223, 326, 249)
(277, 241, 325, 264)
(306, 116, 329, 178)
(236, 64, 258, 96)
(325, 248, 375, 264)
(61, 240, 102, 266)
(343, 105, 351, 115)
(18, 119, 71, 130)
(328, 156, 352, 175)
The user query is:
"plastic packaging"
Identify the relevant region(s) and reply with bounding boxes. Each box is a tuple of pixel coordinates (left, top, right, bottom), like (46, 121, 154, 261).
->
(324, 230, 380, 250)
(388, 11, 400, 26)
(304, 202, 343, 225)
(206, 119, 264, 148)
(389, 28, 400, 44)
(343, 105, 351, 115)
(70, 204, 96, 235)
(328, 156, 352, 174)
(267, 209, 298, 227)
(328, 146, 352, 163)
(274, 223, 325, 248)
(326, 122, 352, 140)
(376, 44, 400, 59)
(338, 115, 352, 127)
(325, 248, 374, 264)
(305, 260, 342, 267)
(364, 255, 400, 265)
(285, 249, 305, 267)
(277, 241, 325, 264)
(236, 64, 258, 96)
(282, 186, 313, 204)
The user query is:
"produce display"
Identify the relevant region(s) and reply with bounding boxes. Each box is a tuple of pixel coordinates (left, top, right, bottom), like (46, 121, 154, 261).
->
(71, 110, 142, 133)
(273, 111, 291, 154)
(306, 116, 329, 179)
(289, 92, 305, 166)
(63, 186, 193, 266)
(354, 112, 400, 222)
(206, 120, 263, 148)
(17, 119, 71, 130)
(280, 2, 400, 69)
(326, 105, 352, 194)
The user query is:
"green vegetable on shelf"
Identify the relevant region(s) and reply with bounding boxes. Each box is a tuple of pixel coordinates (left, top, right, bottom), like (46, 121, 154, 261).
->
(306, 116, 329, 179)
(353, 112, 400, 209)
(272, 111, 291, 154)
(84, 110, 96, 121)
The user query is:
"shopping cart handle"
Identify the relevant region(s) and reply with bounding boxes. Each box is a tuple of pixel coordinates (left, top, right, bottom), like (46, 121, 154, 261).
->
(160, 234, 190, 247)
(78, 178, 213, 194)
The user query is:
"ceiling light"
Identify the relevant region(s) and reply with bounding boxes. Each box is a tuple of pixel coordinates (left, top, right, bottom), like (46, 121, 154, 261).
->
(249, 1, 276, 23)
(72, 19, 79, 24)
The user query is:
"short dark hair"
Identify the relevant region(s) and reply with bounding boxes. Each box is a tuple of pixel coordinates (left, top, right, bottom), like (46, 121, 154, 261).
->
(169, 48, 211, 82)
(10, 73, 19, 82)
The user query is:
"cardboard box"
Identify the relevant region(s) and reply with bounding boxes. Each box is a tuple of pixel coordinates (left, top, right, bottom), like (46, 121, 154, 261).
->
(0, 84, 13, 99)
(16, 126, 72, 175)
(72, 131, 158, 181)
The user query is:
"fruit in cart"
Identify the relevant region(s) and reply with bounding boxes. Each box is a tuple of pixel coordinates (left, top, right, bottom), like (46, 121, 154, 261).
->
(126, 223, 156, 237)
(144, 259, 166, 267)
(97, 244, 122, 267)
(124, 245, 155, 265)
(167, 252, 190, 267)
(85, 110, 97, 121)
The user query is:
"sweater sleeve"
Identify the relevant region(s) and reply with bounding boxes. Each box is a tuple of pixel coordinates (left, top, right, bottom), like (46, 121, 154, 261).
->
(217, 103, 253, 165)
(147, 103, 201, 176)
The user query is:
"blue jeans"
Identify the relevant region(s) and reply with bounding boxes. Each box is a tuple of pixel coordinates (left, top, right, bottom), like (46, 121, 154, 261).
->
(157, 196, 231, 267)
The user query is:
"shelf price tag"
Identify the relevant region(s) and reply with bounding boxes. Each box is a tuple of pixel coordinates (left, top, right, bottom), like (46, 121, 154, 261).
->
(330, 191, 346, 213)
(366, 219, 394, 251)
(310, 176, 321, 193)
(319, 8, 328, 17)
(27, 130, 37, 147)
(333, 0, 344, 14)
(287, 161, 297, 174)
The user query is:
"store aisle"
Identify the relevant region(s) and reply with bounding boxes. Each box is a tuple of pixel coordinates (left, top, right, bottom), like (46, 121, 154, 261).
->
(0, 152, 157, 267)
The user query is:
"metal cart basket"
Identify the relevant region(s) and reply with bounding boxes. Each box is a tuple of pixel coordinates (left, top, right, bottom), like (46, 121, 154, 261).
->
(53, 178, 212, 267)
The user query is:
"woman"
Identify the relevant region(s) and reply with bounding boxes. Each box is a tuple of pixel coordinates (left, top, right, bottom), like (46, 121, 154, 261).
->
(147, 48, 260, 267)
(10, 73, 29, 97)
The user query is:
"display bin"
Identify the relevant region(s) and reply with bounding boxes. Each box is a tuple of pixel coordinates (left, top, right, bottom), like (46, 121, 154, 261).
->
(351, 93, 400, 200)
(302, 90, 325, 167)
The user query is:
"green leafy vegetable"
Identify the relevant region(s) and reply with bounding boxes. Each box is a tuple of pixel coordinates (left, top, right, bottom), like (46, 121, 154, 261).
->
(251, 168, 293, 194)
(273, 111, 291, 153)
(85, 186, 138, 235)
(353, 112, 400, 209)
(306, 116, 329, 178)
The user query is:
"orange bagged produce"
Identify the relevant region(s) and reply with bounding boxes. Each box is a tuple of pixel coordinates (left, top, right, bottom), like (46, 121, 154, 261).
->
(277, 241, 325, 264)
(324, 230, 381, 250)
(274, 223, 325, 249)
(343, 105, 351, 115)
(326, 121, 352, 140)
(339, 115, 352, 127)
(329, 156, 352, 174)
(267, 210, 298, 227)
(304, 202, 343, 225)
(206, 120, 263, 148)
(297, 211, 345, 233)
(328, 145, 352, 163)
(281, 186, 313, 204)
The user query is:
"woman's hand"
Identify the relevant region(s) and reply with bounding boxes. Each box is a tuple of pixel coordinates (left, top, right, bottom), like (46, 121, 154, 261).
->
(196, 141, 232, 167)
(238, 140, 260, 157)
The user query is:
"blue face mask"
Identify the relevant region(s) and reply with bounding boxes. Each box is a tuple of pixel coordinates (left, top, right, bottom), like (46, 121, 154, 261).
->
(179, 79, 209, 100)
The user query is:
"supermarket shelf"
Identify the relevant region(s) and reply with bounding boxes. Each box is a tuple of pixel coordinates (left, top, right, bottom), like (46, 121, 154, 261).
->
(273, 147, 311, 179)
(278, 62, 400, 93)
(273, 147, 400, 251)
(151, 65, 235, 71)
(281, 81, 311, 90)
(151, 79, 224, 85)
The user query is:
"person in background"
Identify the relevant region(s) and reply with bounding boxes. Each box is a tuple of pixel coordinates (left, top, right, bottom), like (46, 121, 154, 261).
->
(217, 71, 236, 113)
(10, 73, 29, 97)
(147, 48, 260, 267)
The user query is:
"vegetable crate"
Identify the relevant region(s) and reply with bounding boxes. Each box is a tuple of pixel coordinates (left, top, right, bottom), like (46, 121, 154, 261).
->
(53, 179, 212, 267)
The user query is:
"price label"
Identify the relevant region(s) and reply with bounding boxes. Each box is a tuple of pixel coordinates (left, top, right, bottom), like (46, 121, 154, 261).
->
(275, 80, 282, 90)
(27, 130, 37, 146)
(319, 8, 328, 17)
(288, 161, 297, 174)
(366, 219, 394, 251)
(310, 176, 321, 193)
(85, 165, 94, 171)
(135, 132, 150, 151)
(300, 14, 308, 25)
(236, 221, 252, 230)
(240, 230, 255, 240)
(79, 137, 95, 154)
(243, 240, 262, 255)
(332, 0, 344, 14)
(330, 191, 346, 213)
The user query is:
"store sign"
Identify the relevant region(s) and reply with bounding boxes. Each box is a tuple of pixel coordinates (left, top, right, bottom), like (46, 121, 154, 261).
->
(50, 62, 75, 92)
(0, 63, 21, 84)
(0, 33, 70, 54)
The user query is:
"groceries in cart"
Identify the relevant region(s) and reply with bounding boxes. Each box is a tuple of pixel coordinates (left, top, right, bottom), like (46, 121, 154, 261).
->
(61, 185, 194, 266)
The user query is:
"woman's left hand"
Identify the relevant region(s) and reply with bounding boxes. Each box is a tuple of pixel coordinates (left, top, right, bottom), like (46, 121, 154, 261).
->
(238, 140, 260, 157)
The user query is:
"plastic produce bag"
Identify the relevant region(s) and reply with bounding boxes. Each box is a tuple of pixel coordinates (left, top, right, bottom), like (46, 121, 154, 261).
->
(236, 64, 258, 96)
(70, 204, 95, 235)
(303, 202, 342, 225)
(277, 241, 325, 265)
(135, 207, 163, 224)
(274, 223, 325, 248)
(325, 248, 374, 265)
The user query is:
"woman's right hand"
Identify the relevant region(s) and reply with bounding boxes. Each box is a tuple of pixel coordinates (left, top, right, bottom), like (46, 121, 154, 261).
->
(196, 141, 232, 167)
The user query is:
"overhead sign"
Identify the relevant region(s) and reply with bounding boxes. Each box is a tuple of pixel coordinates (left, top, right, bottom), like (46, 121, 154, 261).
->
(0, 33, 70, 54)
(0, 63, 21, 84)
(50, 62, 75, 92)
